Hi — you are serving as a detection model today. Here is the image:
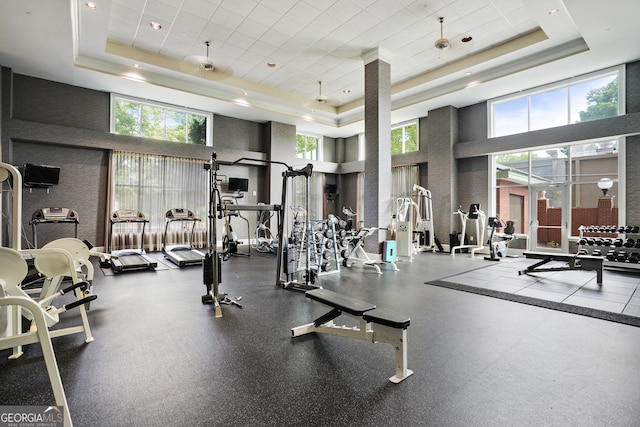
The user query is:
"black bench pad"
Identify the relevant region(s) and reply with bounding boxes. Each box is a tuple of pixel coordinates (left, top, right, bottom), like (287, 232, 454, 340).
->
(306, 289, 376, 317)
(363, 308, 410, 329)
(524, 252, 603, 261)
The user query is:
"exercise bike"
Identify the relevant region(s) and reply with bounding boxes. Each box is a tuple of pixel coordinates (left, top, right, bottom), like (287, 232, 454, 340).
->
(485, 216, 516, 261)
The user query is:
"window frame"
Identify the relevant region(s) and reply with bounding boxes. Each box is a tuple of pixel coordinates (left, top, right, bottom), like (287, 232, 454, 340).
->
(295, 132, 323, 161)
(110, 94, 213, 146)
(391, 120, 419, 155)
(488, 65, 624, 138)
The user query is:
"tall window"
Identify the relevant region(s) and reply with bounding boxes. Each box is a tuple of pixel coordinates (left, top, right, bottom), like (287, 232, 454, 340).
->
(111, 95, 212, 145)
(391, 121, 418, 155)
(490, 67, 621, 137)
(358, 120, 419, 159)
(493, 139, 621, 238)
(296, 133, 321, 160)
(110, 151, 208, 250)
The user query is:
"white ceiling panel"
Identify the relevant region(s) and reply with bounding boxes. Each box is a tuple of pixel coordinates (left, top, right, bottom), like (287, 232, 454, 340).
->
(0, 0, 638, 138)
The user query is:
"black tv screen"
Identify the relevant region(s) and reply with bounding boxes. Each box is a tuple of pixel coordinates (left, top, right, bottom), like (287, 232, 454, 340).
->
(228, 177, 248, 192)
(23, 163, 60, 187)
(325, 184, 337, 193)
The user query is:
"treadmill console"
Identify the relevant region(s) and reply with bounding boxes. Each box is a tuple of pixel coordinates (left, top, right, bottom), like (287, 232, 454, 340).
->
(112, 209, 147, 222)
(166, 208, 196, 220)
(32, 207, 79, 221)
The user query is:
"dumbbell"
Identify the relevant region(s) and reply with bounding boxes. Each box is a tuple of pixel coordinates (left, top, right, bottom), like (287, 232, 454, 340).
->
(613, 238, 623, 247)
(628, 253, 640, 264)
(624, 238, 635, 248)
(578, 248, 589, 255)
(616, 251, 628, 262)
(591, 249, 602, 256)
(606, 250, 617, 261)
(632, 226, 640, 234)
(578, 238, 587, 245)
(602, 238, 612, 246)
(586, 238, 595, 246)
(594, 238, 604, 246)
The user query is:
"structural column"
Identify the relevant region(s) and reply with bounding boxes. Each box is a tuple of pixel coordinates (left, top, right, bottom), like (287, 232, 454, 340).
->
(362, 48, 392, 254)
(426, 106, 459, 246)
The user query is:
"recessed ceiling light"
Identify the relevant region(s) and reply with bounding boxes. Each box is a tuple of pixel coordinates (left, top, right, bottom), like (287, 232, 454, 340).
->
(461, 36, 473, 43)
(267, 62, 276, 68)
(243, 91, 249, 96)
(548, 9, 560, 15)
(133, 64, 140, 68)
(85, 2, 97, 9)
(342, 89, 351, 94)
(150, 21, 162, 30)
(465, 71, 472, 76)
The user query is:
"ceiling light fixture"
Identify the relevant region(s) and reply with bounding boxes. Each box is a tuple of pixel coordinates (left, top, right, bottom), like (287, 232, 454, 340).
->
(85, 2, 97, 9)
(548, 9, 560, 15)
(150, 21, 162, 30)
(267, 62, 276, 68)
(461, 36, 473, 43)
(434, 17, 450, 50)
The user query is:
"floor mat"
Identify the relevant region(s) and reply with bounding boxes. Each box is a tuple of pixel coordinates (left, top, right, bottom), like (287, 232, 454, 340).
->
(427, 279, 640, 327)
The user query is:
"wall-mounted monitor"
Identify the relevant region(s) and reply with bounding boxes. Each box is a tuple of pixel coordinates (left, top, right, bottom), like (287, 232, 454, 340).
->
(325, 184, 337, 194)
(228, 177, 249, 192)
(23, 163, 60, 187)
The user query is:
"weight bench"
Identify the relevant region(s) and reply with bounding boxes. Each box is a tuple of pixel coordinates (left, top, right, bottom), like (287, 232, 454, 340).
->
(291, 288, 413, 383)
(519, 252, 604, 284)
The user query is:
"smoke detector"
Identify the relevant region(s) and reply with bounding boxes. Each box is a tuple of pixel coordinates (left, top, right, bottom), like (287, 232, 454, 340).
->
(435, 17, 450, 50)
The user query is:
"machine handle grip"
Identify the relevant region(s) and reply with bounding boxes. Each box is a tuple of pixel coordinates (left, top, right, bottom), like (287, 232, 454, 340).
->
(64, 295, 97, 311)
(60, 281, 89, 295)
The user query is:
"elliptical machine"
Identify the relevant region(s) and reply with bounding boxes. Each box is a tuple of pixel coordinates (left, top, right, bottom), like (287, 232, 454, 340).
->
(485, 216, 516, 261)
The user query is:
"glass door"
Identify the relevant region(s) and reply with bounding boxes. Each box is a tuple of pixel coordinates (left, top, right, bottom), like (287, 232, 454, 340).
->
(529, 183, 569, 253)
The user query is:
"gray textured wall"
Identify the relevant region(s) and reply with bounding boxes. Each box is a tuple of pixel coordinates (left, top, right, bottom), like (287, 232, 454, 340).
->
(458, 102, 487, 143)
(13, 141, 108, 248)
(13, 74, 110, 132)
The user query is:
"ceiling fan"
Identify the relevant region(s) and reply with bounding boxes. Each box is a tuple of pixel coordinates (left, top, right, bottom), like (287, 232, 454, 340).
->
(434, 17, 450, 50)
(315, 81, 328, 104)
(199, 41, 214, 71)
(180, 41, 232, 79)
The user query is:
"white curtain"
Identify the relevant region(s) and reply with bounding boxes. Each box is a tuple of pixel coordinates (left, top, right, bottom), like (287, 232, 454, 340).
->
(391, 166, 419, 222)
(109, 151, 208, 251)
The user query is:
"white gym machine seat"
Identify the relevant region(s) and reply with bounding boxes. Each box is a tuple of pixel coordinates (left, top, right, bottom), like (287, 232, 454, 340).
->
(9, 242, 97, 359)
(0, 247, 73, 427)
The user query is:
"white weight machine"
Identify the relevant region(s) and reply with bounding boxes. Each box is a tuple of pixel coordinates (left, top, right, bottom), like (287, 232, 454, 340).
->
(413, 184, 436, 252)
(451, 204, 486, 257)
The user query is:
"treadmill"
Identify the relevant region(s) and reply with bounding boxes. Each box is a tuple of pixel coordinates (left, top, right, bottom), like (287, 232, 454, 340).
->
(105, 209, 157, 273)
(162, 208, 204, 267)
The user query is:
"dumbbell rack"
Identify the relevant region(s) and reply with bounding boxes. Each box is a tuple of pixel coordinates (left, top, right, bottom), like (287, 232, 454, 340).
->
(577, 225, 640, 271)
(309, 219, 341, 276)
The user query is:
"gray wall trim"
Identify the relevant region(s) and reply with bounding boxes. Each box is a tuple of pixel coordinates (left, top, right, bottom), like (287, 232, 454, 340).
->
(455, 112, 640, 159)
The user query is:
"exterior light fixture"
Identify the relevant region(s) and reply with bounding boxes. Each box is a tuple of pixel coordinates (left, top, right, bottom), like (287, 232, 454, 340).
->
(597, 177, 613, 196)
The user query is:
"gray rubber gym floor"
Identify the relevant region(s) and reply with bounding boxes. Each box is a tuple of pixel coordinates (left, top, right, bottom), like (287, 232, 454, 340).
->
(2, 250, 640, 426)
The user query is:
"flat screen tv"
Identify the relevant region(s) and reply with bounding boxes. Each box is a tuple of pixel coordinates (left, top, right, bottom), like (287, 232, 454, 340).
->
(228, 177, 249, 192)
(325, 184, 337, 194)
(23, 163, 60, 187)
